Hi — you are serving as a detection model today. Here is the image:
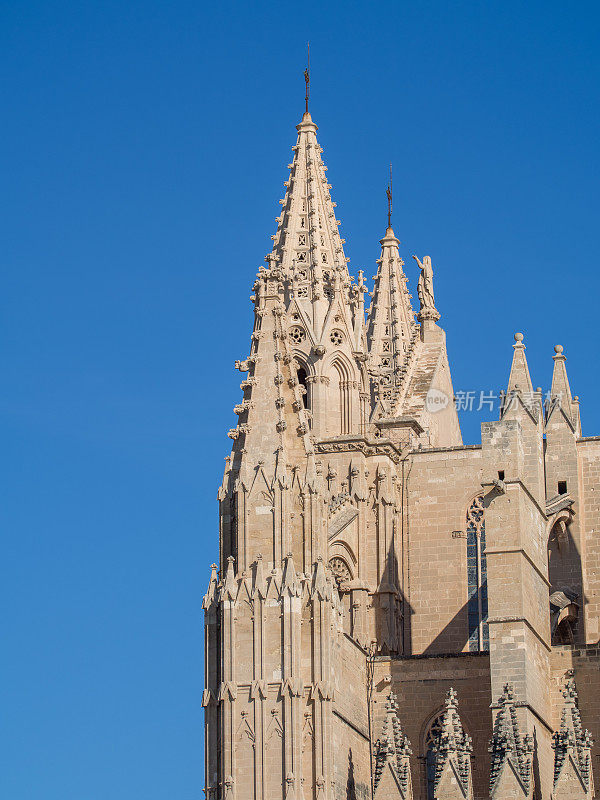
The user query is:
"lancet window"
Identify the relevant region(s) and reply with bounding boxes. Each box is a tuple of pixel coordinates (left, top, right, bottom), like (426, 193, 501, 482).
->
(467, 495, 489, 651)
(331, 358, 352, 435)
(423, 712, 444, 800)
(296, 367, 310, 410)
(548, 515, 579, 644)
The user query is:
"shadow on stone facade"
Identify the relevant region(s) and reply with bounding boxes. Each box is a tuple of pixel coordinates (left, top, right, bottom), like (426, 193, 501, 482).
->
(548, 519, 585, 645)
(374, 545, 405, 656)
(421, 600, 471, 656)
(346, 748, 357, 800)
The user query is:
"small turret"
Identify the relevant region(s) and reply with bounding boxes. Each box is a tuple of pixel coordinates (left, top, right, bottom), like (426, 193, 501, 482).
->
(547, 344, 581, 435)
(366, 223, 417, 414)
(501, 332, 541, 421)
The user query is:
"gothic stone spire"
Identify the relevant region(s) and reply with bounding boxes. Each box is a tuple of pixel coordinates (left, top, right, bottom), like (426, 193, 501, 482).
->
(552, 672, 595, 799)
(374, 693, 413, 800)
(267, 111, 355, 340)
(501, 332, 543, 423)
(547, 344, 581, 435)
(489, 684, 534, 799)
(365, 231, 462, 447)
(366, 225, 417, 412)
(431, 688, 473, 800)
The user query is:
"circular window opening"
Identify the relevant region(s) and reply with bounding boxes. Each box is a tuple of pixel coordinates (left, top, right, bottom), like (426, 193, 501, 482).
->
(289, 326, 306, 344)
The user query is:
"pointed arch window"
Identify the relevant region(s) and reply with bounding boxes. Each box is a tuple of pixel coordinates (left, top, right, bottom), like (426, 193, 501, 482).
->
(423, 713, 444, 800)
(467, 496, 489, 651)
(331, 359, 352, 435)
(548, 514, 579, 644)
(296, 367, 310, 410)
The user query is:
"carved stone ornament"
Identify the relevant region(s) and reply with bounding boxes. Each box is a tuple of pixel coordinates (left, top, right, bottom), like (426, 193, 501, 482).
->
(329, 556, 352, 590)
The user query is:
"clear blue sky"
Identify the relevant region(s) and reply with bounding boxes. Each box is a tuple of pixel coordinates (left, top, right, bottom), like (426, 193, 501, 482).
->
(2, 2, 599, 798)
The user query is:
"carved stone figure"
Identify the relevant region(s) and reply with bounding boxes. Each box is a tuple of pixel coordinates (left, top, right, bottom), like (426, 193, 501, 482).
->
(413, 254, 436, 313)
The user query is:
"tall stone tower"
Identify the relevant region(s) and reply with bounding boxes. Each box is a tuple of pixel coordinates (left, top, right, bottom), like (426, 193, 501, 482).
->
(203, 107, 600, 800)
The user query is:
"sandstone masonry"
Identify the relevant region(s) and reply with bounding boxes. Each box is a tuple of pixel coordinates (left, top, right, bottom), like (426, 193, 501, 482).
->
(203, 109, 599, 800)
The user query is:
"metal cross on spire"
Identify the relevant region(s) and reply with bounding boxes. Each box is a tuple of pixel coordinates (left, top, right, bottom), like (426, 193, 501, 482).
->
(386, 164, 393, 229)
(304, 42, 310, 114)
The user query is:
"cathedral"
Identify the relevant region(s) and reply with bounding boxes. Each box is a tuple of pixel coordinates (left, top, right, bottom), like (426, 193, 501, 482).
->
(202, 103, 600, 800)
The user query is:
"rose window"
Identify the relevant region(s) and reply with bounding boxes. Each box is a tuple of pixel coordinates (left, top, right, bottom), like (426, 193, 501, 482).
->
(330, 330, 343, 346)
(289, 326, 306, 344)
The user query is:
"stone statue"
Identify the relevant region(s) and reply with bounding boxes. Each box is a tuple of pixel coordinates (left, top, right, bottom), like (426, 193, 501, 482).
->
(412, 255, 436, 313)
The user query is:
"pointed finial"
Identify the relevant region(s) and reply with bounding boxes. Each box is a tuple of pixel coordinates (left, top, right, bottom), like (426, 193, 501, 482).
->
(445, 687, 458, 708)
(304, 42, 310, 114)
(386, 163, 393, 230)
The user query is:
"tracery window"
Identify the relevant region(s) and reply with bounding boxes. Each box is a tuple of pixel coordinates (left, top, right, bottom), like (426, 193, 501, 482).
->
(328, 556, 351, 590)
(289, 326, 306, 344)
(467, 496, 489, 651)
(424, 713, 444, 800)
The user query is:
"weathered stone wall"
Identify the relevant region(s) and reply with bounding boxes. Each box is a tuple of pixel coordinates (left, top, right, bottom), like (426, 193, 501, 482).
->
(404, 446, 484, 655)
(579, 437, 600, 645)
(372, 653, 491, 800)
(332, 635, 370, 800)
(332, 714, 371, 800)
